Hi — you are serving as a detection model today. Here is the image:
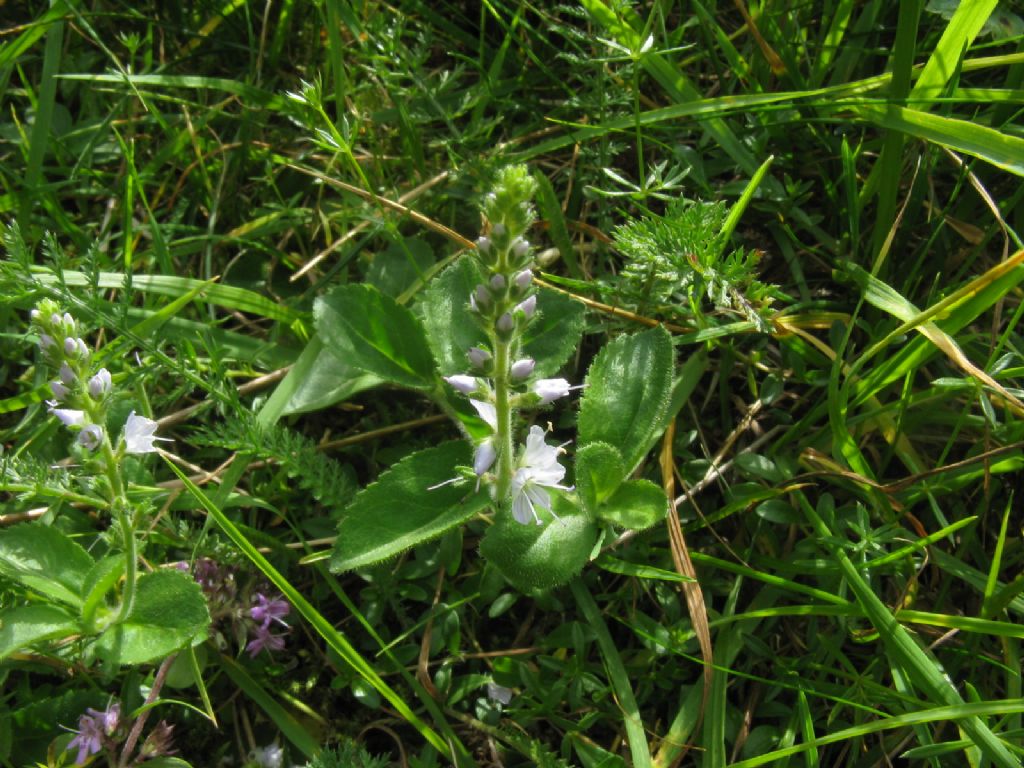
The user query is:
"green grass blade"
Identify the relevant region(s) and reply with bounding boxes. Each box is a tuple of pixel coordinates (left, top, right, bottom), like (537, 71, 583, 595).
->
(797, 492, 1019, 767)
(570, 578, 652, 768)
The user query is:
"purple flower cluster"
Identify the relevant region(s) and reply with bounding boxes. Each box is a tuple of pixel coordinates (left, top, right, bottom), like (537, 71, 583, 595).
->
(246, 593, 291, 658)
(67, 703, 119, 765)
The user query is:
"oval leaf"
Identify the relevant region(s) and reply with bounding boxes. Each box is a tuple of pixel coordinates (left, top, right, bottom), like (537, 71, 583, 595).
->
(418, 258, 487, 376)
(330, 441, 491, 572)
(480, 496, 598, 593)
(0, 604, 78, 661)
(0, 523, 94, 608)
(95, 570, 210, 666)
(575, 442, 626, 515)
(577, 326, 674, 473)
(315, 283, 436, 389)
(598, 479, 668, 530)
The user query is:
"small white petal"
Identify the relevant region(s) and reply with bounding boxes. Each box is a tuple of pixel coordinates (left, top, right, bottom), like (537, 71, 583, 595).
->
(123, 411, 169, 454)
(469, 399, 497, 430)
(444, 375, 477, 395)
(50, 407, 85, 427)
(532, 378, 571, 405)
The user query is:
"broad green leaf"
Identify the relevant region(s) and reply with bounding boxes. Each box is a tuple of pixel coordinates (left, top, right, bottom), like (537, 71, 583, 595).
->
(480, 495, 598, 593)
(330, 442, 490, 572)
(418, 258, 486, 376)
(0, 523, 94, 607)
(577, 326, 674, 472)
(315, 283, 436, 389)
(0, 605, 78, 660)
(367, 237, 435, 297)
(281, 336, 383, 415)
(95, 570, 210, 666)
(598, 479, 668, 530)
(521, 288, 587, 378)
(575, 442, 626, 514)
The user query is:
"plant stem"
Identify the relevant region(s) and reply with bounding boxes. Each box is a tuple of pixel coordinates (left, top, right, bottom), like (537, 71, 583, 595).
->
(492, 335, 515, 502)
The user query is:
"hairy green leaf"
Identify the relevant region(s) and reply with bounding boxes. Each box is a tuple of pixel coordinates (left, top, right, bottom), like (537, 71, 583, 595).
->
(418, 258, 486, 376)
(577, 326, 674, 472)
(95, 570, 210, 666)
(598, 479, 668, 530)
(480, 496, 598, 593)
(0, 523, 94, 608)
(575, 442, 626, 515)
(330, 442, 491, 572)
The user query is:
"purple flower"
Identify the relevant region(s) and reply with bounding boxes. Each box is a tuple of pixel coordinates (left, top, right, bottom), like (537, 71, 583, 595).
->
(67, 703, 119, 765)
(250, 593, 290, 628)
(246, 623, 287, 657)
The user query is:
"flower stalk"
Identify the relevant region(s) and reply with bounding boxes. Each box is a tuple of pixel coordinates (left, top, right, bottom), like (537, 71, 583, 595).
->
(439, 166, 576, 525)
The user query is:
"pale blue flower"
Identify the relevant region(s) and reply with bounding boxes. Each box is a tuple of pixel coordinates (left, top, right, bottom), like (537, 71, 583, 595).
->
(510, 426, 572, 525)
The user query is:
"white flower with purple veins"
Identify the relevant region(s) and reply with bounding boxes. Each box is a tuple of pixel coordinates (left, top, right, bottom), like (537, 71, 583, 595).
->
(510, 426, 572, 525)
(122, 411, 170, 454)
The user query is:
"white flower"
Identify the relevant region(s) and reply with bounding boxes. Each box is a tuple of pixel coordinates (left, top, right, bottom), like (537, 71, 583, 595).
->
(122, 411, 170, 454)
(88, 368, 112, 398)
(510, 426, 572, 525)
(248, 742, 284, 768)
(469, 399, 497, 430)
(78, 425, 104, 451)
(532, 378, 571, 405)
(49, 405, 85, 427)
(444, 374, 478, 395)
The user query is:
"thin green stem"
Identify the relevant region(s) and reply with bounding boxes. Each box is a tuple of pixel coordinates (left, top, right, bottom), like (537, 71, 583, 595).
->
(493, 334, 515, 502)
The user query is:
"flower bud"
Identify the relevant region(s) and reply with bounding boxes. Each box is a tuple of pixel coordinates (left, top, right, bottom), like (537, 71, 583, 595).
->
(514, 269, 533, 290)
(62, 313, 76, 334)
(50, 381, 70, 400)
(64, 337, 78, 356)
(60, 362, 77, 387)
(88, 368, 112, 398)
(75, 339, 89, 359)
(444, 374, 478, 395)
(474, 440, 497, 476)
(467, 347, 492, 370)
(30, 309, 40, 321)
(476, 236, 492, 254)
(511, 238, 529, 259)
(78, 424, 104, 451)
(490, 274, 506, 292)
(491, 223, 506, 238)
(515, 295, 537, 320)
(509, 358, 536, 381)
(51, 313, 63, 329)
(39, 334, 56, 354)
(473, 284, 491, 311)
(496, 312, 514, 335)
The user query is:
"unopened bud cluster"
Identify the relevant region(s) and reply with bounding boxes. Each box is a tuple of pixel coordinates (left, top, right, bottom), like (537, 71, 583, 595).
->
(439, 167, 574, 525)
(30, 299, 166, 457)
